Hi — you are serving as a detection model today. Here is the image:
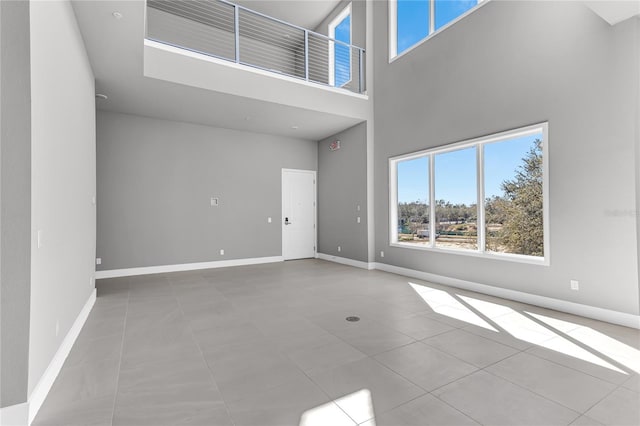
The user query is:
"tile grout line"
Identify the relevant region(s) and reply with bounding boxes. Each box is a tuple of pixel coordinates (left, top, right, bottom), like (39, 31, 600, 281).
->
(244, 310, 364, 425)
(477, 361, 587, 418)
(109, 283, 131, 426)
(170, 276, 238, 426)
(51, 262, 638, 426)
(578, 382, 630, 421)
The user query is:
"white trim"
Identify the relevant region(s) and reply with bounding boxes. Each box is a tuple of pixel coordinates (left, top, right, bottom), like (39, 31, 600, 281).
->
(366, 0, 375, 262)
(282, 168, 317, 261)
(27, 289, 97, 425)
(144, 40, 369, 101)
(389, 122, 549, 266)
(388, 158, 398, 246)
(374, 262, 640, 329)
(328, 3, 352, 87)
(317, 253, 375, 270)
(388, 0, 397, 60)
(0, 403, 29, 426)
(477, 144, 485, 251)
(388, 243, 548, 266)
(95, 256, 284, 279)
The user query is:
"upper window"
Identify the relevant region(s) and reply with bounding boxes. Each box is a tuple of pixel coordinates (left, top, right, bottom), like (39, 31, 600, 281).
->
(390, 0, 485, 59)
(329, 4, 352, 87)
(390, 123, 549, 264)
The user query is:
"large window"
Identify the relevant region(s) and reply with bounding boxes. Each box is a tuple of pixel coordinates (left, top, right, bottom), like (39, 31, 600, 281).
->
(329, 4, 352, 88)
(389, 0, 485, 58)
(390, 123, 549, 264)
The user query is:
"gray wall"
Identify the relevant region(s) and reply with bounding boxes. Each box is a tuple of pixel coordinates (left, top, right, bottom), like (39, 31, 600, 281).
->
(372, 1, 640, 315)
(0, 0, 31, 408)
(96, 111, 317, 270)
(318, 122, 368, 262)
(28, 0, 97, 395)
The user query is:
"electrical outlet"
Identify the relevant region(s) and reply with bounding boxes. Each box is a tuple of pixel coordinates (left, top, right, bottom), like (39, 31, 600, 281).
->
(380, 251, 385, 258)
(337, 246, 341, 252)
(96, 257, 102, 265)
(220, 249, 224, 255)
(570, 280, 579, 291)
(357, 216, 361, 223)
(268, 217, 272, 223)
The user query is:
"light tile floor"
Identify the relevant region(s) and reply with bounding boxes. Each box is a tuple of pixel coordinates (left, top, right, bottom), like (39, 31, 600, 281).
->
(33, 259, 640, 426)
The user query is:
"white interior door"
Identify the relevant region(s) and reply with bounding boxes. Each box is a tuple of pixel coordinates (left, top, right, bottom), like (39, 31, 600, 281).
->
(282, 169, 316, 260)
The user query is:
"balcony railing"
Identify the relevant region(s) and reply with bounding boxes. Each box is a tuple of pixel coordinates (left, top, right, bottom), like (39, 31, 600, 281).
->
(146, 0, 366, 94)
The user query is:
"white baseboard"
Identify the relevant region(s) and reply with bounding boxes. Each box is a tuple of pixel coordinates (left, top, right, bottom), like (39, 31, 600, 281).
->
(374, 262, 640, 330)
(27, 289, 97, 425)
(95, 256, 285, 279)
(317, 253, 375, 270)
(0, 402, 28, 426)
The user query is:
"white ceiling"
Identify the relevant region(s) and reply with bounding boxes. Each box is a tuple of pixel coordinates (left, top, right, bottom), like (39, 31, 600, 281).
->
(71, 0, 356, 141)
(233, 0, 341, 30)
(584, 0, 640, 25)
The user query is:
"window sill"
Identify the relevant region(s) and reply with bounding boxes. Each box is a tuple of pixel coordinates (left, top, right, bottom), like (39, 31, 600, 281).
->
(390, 242, 549, 266)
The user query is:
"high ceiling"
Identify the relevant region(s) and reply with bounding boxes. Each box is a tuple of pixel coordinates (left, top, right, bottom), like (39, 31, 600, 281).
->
(71, 0, 357, 141)
(233, 0, 341, 30)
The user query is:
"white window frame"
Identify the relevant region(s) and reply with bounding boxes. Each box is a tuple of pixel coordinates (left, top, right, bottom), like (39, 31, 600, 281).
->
(389, 122, 550, 265)
(329, 3, 352, 87)
(389, 0, 488, 61)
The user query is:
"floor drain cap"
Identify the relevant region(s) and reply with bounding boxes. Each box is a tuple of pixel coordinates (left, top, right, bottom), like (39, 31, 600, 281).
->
(346, 316, 360, 322)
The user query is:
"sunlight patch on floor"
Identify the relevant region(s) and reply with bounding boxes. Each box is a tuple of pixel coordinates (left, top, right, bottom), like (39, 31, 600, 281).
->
(409, 283, 497, 331)
(466, 298, 626, 374)
(567, 327, 640, 374)
(299, 399, 357, 426)
(300, 389, 375, 426)
(530, 313, 639, 374)
(408, 282, 630, 375)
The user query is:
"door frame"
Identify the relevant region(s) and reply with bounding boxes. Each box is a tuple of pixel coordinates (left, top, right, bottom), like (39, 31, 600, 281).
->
(281, 168, 317, 260)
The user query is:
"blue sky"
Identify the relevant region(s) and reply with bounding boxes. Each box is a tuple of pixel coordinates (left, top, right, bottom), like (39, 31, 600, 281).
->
(334, 15, 351, 87)
(397, 134, 540, 205)
(397, 0, 429, 53)
(397, 0, 479, 54)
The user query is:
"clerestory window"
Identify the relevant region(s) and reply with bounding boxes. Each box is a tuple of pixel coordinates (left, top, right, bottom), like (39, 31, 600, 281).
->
(329, 4, 352, 87)
(389, 0, 486, 59)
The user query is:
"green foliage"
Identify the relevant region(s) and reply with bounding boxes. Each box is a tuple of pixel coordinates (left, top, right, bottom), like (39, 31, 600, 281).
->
(485, 195, 510, 225)
(398, 201, 429, 234)
(434, 200, 476, 225)
(498, 139, 544, 256)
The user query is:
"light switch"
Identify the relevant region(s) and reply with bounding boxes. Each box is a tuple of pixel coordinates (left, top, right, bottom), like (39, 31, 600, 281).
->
(357, 217, 361, 223)
(211, 197, 219, 207)
(268, 217, 272, 223)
